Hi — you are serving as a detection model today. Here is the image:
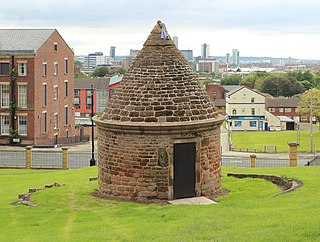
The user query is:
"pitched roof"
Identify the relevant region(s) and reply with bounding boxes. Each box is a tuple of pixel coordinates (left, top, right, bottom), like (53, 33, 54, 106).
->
(74, 78, 110, 90)
(102, 21, 218, 123)
(226, 85, 266, 98)
(266, 97, 300, 108)
(0, 29, 55, 54)
(225, 86, 243, 96)
(222, 85, 241, 92)
(109, 74, 123, 86)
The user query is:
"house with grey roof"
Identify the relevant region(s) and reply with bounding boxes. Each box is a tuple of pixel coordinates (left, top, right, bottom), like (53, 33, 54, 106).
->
(265, 97, 308, 123)
(74, 77, 110, 117)
(0, 29, 75, 146)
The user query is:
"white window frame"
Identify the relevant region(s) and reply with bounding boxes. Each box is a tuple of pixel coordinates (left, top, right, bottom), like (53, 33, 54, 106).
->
(18, 62, 27, 76)
(54, 85, 58, 100)
(18, 84, 27, 108)
(42, 63, 47, 76)
(64, 58, 68, 74)
(54, 62, 58, 75)
(42, 84, 47, 107)
(64, 80, 68, 97)
(1, 84, 9, 108)
(54, 113, 58, 130)
(54, 43, 58, 52)
(1, 115, 9, 135)
(42, 112, 47, 134)
(18, 116, 27, 136)
(64, 106, 68, 126)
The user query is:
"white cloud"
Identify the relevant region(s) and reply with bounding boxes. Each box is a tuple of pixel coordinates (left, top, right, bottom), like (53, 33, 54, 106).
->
(0, 0, 320, 59)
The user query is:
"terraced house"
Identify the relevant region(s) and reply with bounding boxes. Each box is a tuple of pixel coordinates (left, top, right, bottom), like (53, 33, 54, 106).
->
(0, 29, 75, 146)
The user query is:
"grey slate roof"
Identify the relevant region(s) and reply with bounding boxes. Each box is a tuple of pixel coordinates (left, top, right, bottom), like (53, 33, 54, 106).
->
(0, 29, 55, 54)
(222, 85, 241, 92)
(266, 97, 300, 108)
(74, 78, 110, 90)
(213, 99, 226, 107)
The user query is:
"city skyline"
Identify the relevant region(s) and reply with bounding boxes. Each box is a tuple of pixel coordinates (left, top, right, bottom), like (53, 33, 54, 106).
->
(1, 0, 320, 59)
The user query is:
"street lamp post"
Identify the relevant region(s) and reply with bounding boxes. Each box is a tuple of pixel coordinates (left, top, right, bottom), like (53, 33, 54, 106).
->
(296, 122, 300, 144)
(90, 84, 96, 166)
(310, 93, 313, 153)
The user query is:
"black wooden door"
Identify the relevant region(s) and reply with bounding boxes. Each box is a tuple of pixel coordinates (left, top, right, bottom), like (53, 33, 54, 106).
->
(174, 143, 196, 199)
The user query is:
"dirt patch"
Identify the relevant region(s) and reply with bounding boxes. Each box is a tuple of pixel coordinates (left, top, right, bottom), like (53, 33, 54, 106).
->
(227, 173, 303, 197)
(92, 191, 169, 205)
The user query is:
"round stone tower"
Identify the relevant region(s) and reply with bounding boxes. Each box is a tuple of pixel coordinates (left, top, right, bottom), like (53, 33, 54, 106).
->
(94, 21, 224, 202)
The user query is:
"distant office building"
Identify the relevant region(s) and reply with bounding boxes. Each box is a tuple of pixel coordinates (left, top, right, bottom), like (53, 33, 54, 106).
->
(123, 49, 140, 69)
(129, 49, 140, 57)
(180, 49, 193, 62)
(201, 43, 210, 59)
(110, 46, 116, 59)
(226, 53, 230, 65)
(173, 36, 178, 48)
(87, 52, 103, 69)
(232, 49, 240, 66)
(75, 52, 114, 69)
(196, 59, 219, 72)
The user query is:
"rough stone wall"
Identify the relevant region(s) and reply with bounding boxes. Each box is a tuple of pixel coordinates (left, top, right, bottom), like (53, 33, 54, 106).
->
(98, 128, 170, 202)
(97, 124, 222, 202)
(200, 129, 222, 198)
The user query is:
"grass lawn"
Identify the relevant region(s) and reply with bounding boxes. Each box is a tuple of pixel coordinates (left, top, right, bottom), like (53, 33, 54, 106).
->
(232, 130, 320, 152)
(1, 166, 320, 241)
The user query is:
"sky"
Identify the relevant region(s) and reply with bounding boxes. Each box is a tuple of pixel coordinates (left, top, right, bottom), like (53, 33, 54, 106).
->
(1, 0, 320, 59)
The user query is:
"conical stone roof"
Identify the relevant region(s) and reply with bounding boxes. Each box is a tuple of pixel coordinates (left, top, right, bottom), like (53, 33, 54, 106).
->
(102, 21, 218, 124)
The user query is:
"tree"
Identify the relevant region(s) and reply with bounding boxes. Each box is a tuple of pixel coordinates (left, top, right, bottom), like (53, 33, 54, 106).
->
(91, 66, 111, 77)
(220, 74, 242, 85)
(261, 75, 304, 97)
(242, 71, 269, 90)
(300, 80, 314, 90)
(297, 88, 320, 124)
(288, 70, 315, 90)
(74, 60, 83, 68)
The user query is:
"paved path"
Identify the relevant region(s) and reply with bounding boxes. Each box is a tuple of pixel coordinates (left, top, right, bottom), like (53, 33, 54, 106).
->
(220, 126, 229, 154)
(168, 196, 216, 205)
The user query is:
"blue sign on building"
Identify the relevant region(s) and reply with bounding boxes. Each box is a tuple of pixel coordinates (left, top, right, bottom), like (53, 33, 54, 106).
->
(228, 116, 265, 120)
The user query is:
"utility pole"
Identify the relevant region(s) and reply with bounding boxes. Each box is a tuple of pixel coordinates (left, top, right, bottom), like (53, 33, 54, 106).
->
(90, 84, 96, 166)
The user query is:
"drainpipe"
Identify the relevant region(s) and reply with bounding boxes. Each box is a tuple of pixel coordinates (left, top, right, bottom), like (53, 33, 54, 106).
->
(10, 55, 16, 131)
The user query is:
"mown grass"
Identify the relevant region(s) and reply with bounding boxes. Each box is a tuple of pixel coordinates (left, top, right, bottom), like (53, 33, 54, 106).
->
(232, 130, 320, 152)
(1, 166, 320, 241)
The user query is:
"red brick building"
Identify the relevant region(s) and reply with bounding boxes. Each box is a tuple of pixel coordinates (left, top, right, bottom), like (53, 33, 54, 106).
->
(205, 84, 243, 115)
(205, 83, 228, 102)
(108, 74, 123, 100)
(0, 29, 75, 146)
(266, 97, 309, 122)
(74, 78, 110, 117)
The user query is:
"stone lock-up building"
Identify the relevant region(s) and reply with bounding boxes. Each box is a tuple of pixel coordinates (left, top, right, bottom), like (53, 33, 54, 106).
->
(94, 21, 224, 202)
